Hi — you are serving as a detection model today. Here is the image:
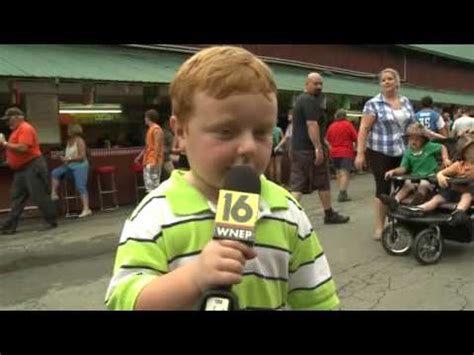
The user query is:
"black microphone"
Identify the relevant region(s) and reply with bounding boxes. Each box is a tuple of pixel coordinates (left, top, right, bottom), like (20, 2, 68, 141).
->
(198, 165, 261, 311)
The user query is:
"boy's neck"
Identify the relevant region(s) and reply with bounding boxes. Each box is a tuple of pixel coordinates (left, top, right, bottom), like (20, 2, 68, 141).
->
(184, 171, 219, 204)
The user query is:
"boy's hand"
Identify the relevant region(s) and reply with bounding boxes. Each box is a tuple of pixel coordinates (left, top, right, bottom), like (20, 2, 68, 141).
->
(385, 170, 395, 180)
(437, 173, 449, 188)
(191, 240, 257, 292)
(443, 159, 452, 168)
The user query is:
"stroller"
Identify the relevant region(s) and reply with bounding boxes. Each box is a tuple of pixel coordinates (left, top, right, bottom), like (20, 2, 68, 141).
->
(381, 137, 474, 265)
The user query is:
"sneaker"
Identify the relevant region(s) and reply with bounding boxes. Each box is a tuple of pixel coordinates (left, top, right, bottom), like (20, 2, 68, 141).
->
(324, 211, 350, 224)
(51, 192, 59, 201)
(337, 191, 352, 202)
(449, 210, 468, 226)
(1, 225, 16, 235)
(78, 209, 92, 218)
(379, 194, 399, 211)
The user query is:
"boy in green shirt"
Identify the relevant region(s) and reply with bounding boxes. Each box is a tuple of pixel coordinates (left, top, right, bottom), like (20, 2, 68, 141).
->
(105, 46, 340, 310)
(380, 122, 451, 208)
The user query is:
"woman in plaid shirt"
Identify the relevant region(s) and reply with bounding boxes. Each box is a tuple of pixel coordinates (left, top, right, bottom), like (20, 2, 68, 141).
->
(355, 68, 416, 241)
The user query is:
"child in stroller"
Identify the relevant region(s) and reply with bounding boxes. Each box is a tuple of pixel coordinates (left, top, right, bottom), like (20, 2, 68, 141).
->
(403, 133, 474, 226)
(379, 122, 451, 208)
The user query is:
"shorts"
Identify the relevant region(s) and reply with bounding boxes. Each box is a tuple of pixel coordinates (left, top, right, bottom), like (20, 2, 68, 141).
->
(51, 161, 89, 196)
(439, 188, 462, 203)
(366, 148, 402, 198)
(332, 157, 354, 172)
(143, 164, 162, 193)
(289, 150, 330, 193)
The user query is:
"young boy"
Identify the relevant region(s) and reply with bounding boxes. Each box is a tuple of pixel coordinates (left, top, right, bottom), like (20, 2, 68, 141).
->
(325, 109, 358, 202)
(379, 122, 451, 208)
(105, 46, 340, 310)
(406, 133, 474, 225)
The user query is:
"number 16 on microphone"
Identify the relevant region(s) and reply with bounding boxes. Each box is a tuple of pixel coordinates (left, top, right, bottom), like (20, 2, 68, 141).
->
(214, 189, 260, 245)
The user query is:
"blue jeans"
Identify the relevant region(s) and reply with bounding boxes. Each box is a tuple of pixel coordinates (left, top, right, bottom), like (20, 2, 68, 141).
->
(52, 161, 89, 196)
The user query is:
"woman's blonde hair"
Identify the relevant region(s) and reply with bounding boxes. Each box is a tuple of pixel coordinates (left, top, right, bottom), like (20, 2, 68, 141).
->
(169, 46, 277, 123)
(68, 124, 83, 137)
(378, 68, 401, 88)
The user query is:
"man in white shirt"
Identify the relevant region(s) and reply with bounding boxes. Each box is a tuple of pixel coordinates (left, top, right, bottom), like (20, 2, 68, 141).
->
(451, 107, 474, 137)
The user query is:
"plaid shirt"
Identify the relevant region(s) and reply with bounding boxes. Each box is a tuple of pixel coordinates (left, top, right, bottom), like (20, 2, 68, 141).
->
(363, 93, 416, 157)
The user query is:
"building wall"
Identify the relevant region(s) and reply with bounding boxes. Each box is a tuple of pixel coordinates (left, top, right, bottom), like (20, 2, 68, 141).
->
(186, 44, 474, 93)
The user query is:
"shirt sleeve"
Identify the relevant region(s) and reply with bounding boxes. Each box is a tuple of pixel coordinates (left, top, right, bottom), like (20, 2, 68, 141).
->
(17, 125, 36, 147)
(302, 96, 323, 124)
(362, 99, 376, 117)
(105, 204, 169, 310)
(288, 208, 340, 310)
(428, 142, 442, 156)
(435, 114, 445, 130)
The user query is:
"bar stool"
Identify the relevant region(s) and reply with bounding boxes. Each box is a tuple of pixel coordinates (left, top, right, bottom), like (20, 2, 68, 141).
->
(131, 162, 146, 204)
(62, 176, 81, 218)
(95, 165, 119, 211)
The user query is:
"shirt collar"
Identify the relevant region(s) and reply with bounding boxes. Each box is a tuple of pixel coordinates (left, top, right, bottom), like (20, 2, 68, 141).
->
(375, 93, 407, 105)
(164, 170, 289, 217)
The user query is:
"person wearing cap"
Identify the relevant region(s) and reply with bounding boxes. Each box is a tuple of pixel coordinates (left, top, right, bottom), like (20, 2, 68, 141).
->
(379, 122, 451, 209)
(403, 132, 474, 226)
(0, 107, 58, 235)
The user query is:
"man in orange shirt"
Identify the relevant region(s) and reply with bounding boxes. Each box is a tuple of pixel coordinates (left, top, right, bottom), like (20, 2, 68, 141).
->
(0, 107, 58, 235)
(134, 109, 164, 193)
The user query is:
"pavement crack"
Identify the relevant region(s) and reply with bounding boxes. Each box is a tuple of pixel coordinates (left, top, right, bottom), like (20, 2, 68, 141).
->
(454, 283, 469, 311)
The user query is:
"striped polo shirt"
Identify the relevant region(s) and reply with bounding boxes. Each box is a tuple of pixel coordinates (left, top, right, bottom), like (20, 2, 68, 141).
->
(105, 170, 340, 310)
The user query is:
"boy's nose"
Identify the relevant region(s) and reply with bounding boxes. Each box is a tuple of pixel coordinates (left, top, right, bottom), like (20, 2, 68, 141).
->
(236, 134, 258, 157)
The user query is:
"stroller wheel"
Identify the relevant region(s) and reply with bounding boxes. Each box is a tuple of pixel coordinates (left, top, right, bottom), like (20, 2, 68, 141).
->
(381, 223, 413, 255)
(414, 227, 443, 265)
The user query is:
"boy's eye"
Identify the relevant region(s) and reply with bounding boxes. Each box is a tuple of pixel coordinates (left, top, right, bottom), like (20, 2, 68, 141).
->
(255, 130, 272, 138)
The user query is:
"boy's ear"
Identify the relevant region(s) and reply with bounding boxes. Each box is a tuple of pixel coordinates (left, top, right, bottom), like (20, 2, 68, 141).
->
(170, 115, 186, 147)
(169, 115, 178, 135)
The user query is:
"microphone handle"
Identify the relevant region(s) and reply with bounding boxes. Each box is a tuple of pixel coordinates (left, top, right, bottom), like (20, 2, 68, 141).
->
(197, 285, 239, 311)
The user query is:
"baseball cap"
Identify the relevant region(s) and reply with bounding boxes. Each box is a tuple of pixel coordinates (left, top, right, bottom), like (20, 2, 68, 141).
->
(1, 107, 24, 120)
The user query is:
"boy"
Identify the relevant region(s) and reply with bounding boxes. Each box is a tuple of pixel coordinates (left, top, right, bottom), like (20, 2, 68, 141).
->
(325, 109, 357, 202)
(105, 46, 340, 310)
(380, 122, 451, 208)
(405, 133, 474, 225)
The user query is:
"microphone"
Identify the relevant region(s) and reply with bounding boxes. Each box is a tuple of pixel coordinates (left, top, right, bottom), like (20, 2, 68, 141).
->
(198, 165, 261, 311)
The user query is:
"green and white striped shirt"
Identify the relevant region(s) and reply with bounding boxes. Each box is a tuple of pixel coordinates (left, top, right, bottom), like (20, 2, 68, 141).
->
(105, 170, 339, 310)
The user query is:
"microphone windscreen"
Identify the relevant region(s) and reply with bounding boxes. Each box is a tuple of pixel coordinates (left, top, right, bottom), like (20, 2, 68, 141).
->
(223, 165, 261, 194)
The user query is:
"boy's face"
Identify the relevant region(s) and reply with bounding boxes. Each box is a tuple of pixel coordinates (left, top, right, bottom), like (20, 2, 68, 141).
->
(172, 91, 277, 199)
(463, 144, 474, 163)
(408, 135, 425, 152)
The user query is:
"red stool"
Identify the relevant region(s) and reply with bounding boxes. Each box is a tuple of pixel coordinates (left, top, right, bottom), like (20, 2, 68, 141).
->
(95, 165, 118, 211)
(131, 162, 146, 204)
